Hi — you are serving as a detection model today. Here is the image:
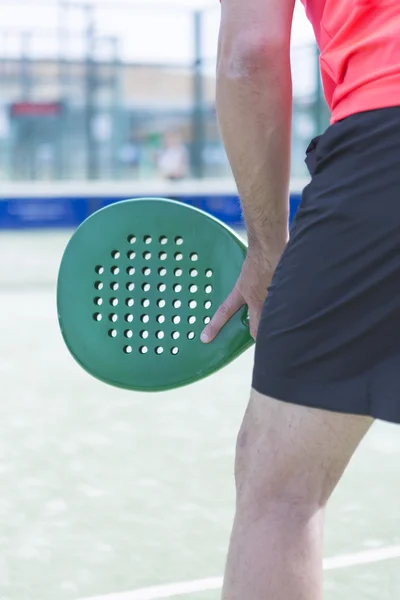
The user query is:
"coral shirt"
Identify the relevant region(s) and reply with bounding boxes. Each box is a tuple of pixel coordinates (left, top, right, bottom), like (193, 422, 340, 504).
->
(220, 0, 400, 124)
(301, 0, 400, 123)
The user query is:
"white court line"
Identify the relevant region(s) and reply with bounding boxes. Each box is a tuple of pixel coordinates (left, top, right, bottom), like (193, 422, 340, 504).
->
(78, 545, 400, 600)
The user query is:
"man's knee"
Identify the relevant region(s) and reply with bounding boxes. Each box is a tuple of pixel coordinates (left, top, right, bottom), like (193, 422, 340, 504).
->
(234, 389, 371, 513)
(234, 402, 321, 513)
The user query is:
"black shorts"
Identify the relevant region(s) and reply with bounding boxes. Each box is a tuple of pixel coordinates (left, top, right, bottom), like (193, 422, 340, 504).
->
(253, 106, 400, 424)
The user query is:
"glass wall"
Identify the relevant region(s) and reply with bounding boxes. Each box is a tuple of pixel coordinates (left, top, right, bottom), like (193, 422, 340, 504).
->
(0, 1, 330, 182)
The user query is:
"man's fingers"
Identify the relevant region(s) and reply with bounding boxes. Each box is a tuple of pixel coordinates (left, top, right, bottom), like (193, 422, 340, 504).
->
(201, 288, 245, 343)
(248, 306, 263, 341)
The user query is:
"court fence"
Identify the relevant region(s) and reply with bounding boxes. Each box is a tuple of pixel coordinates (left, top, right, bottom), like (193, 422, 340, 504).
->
(0, 1, 330, 183)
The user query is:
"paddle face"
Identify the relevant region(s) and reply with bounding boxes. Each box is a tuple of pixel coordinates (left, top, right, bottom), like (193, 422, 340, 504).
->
(57, 198, 253, 392)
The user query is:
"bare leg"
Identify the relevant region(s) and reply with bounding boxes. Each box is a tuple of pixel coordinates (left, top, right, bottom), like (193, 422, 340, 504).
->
(222, 389, 372, 600)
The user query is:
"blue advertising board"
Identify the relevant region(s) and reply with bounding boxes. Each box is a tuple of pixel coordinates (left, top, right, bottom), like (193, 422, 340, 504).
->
(0, 181, 304, 230)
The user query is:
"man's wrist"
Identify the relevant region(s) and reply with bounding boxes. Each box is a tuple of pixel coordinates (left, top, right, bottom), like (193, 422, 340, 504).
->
(247, 228, 289, 255)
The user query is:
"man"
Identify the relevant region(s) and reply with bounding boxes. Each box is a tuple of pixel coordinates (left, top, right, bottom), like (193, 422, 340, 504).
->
(157, 130, 189, 181)
(201, 0, 400, 598)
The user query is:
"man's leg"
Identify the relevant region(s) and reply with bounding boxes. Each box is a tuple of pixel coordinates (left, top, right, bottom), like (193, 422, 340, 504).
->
(222, 389, 372, 600)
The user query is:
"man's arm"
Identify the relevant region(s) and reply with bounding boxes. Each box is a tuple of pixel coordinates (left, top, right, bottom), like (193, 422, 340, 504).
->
(217, 0, 295, 255)
(201, 0, 295, 342)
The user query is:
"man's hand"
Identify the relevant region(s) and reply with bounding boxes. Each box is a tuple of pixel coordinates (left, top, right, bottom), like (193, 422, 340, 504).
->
(201, 246, 285, 343)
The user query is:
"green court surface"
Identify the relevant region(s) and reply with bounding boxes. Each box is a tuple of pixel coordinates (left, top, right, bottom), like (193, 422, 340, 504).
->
(0, 231, 399, 600)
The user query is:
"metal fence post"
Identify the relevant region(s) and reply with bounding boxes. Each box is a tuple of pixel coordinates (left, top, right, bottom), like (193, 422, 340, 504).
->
(191, 9, 205, 179)
(20, 31, 32, 100)
(85, 3, 98, 180)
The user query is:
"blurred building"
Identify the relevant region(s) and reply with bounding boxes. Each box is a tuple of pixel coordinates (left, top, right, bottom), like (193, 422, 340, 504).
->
(0, 59, 221, 181)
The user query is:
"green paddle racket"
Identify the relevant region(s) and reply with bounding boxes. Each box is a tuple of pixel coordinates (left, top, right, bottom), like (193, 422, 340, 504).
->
(57, 198, 254, 392)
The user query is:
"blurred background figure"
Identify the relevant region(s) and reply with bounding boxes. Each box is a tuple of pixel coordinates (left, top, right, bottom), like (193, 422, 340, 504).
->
(157, 129, 189, 181)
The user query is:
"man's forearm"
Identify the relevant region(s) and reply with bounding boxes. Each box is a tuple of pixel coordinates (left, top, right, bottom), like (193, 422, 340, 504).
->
(216, 44, 292, 256)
